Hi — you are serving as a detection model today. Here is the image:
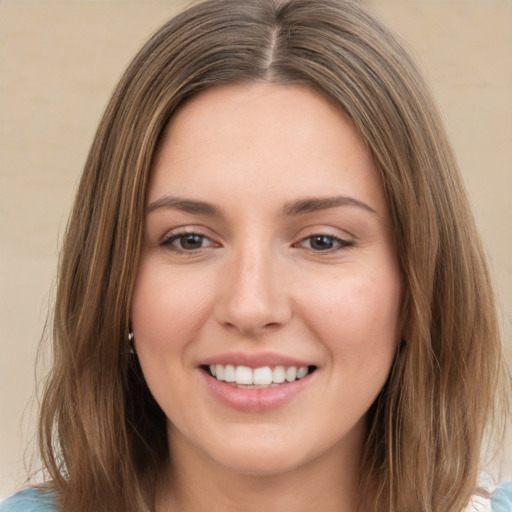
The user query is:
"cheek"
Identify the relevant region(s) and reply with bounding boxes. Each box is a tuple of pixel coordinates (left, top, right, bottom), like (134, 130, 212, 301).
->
(298, 263, 402, 371)
(130, 260, 212, 358)
(129, 260, 216, 422)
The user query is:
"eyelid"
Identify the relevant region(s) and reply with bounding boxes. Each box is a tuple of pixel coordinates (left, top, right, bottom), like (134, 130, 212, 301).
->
(292, 228, 354, 254)
(156, 225, 354, 255)
(159, 226, 220, 254)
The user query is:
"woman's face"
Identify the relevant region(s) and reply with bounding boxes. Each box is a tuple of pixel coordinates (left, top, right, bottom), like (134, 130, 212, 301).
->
(131, 83, 402, 477)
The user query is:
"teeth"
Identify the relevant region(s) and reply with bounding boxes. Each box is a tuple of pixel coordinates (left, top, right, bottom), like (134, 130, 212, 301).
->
(208, 364, 311, 386)
(253, 366, 273, 385)
(215, 364, 224, 381)
(235, 366, 253, 385)
(273, 366, 286, 384)
(224, 364, 235, 382)
(297, 366, 308, 379)
(285, 367, 297, 382)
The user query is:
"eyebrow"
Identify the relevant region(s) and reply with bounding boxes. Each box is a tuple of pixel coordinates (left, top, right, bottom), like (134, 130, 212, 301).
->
(146, 194, 376, 217)
(147, 196, 222, 216)
(282, 196, 377, 216)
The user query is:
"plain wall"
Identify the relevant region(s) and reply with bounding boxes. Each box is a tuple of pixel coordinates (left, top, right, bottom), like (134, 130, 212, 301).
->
(1, 0, 511, 499)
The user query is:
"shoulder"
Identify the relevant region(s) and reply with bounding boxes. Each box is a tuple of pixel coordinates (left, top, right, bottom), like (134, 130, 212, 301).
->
(1, 485, 511, 512)
(0, 489, 57, 512)
(467, 482, 512, 512)
(490, 482, 512, 512)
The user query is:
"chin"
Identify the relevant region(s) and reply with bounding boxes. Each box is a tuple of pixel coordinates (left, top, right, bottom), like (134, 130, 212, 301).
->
(213, 447, 308, 477)
(203, 424, 337, 478)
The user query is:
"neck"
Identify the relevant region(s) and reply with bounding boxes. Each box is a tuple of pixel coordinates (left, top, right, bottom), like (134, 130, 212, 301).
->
(156, 424, 367, 512)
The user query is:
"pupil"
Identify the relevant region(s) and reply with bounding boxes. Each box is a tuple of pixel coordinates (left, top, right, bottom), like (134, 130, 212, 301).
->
(311, 235, 333, 250)
(181, 234, 202, 249)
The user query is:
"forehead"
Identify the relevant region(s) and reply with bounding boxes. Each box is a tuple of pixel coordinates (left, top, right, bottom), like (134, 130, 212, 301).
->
(148, 83, 386, 215)
(156, 83, 369, 162)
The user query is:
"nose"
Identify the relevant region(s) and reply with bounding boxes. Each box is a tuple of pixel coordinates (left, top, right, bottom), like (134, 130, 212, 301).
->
(214, 242, 293, 335)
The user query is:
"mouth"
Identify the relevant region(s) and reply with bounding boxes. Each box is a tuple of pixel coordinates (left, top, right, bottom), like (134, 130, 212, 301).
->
(202, 364, 317, 389)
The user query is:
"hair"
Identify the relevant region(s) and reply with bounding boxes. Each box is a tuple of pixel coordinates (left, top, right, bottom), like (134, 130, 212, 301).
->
(37, 0, 507, 511)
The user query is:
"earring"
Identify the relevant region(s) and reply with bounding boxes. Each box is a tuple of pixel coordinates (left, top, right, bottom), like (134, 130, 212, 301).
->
(128, 330, 135, 354)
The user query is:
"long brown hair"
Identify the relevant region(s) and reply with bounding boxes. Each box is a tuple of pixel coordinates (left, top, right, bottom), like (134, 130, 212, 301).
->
(38, 1, 506, 511)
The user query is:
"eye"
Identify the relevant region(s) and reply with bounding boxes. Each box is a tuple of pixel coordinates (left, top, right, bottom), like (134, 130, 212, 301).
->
(296, 234, 352, 252)
(161, 232, 216, 252)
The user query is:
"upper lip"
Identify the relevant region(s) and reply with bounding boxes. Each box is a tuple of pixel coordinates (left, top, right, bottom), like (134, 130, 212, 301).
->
(198, 351, 314, 368)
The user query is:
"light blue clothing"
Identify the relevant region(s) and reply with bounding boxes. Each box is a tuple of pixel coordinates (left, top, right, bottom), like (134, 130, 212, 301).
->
(492, 482, 512, 512)
(2, 483, 512, 511)
(0, 489, 56, 512)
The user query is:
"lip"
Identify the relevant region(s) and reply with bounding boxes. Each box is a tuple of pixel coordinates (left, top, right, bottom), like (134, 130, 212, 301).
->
(198, 352, 316, 412)
(198, 351, 312, 368)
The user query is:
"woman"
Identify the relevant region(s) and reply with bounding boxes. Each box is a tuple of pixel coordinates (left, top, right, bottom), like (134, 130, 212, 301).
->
(1, 0, 510, 511)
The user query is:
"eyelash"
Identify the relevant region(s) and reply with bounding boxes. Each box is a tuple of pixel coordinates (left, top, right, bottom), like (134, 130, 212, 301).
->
(293, 234, 353, 253)
(160, 231, 353, 255)
(160, 231, 217, 254)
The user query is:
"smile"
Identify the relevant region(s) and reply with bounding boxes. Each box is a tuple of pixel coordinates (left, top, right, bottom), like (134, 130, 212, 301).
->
(207, 364, 315, 388)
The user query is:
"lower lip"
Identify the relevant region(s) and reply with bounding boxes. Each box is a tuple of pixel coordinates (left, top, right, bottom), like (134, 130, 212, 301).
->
(201, 370, 313, 412)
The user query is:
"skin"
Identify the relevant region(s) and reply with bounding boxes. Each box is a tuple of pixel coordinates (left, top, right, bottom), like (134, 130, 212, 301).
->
(131, 83, 402, 512)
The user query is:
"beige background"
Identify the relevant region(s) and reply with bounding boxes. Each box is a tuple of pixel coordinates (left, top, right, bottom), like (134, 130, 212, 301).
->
(0, 0, 511, 500)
